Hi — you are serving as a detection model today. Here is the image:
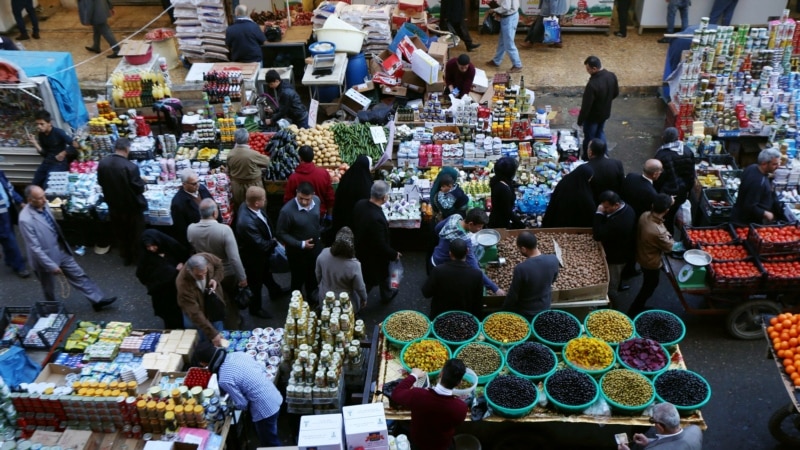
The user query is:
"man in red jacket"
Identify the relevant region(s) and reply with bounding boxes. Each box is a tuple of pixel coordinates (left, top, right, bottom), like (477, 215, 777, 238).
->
(391, 359, 468, 450)
(283, 145, 335, 219)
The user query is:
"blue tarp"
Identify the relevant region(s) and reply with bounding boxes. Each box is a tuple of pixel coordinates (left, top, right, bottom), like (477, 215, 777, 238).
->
(0, 50, 89, 130)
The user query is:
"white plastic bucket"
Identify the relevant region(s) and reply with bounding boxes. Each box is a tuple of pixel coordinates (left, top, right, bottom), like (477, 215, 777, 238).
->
(451, 368, 478, 401)
(453, 434, 481, 450)
(314, 28, 366, 55)
(150, 37, 180, 70)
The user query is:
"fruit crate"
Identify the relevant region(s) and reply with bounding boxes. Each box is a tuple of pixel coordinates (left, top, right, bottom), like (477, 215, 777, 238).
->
(698, 242, 751, 262)
(759, 256, 800, 289)
(708, 258, 765, 291)
(21, 302, 70, 350)
(682, 223, 737, 249)
(747, 223, 800, 255)
(700, 188, 734, 224)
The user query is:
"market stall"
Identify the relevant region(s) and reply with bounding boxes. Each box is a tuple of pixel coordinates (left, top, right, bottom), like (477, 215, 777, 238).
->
(636, 0, 788, 35)
(764, 313, 800, 446)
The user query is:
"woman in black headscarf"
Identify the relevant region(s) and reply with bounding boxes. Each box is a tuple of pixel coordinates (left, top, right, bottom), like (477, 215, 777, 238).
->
(542, 164, 596, 228)
(487, 156, 525, 229)
(135, 229, 189, 329)
(330, 155, 373, 237)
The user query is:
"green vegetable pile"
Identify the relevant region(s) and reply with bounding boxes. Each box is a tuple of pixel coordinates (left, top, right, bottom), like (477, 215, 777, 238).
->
(331, 123, 387, 165)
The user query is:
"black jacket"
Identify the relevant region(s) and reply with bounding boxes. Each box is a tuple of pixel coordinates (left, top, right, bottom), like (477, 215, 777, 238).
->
(136, 229, 188, 296)
(578, 69, 619, 125)
(268, 81, 309, 126)
(96, 153, 147, 212)
(654, 143, 695, 201)
(422, 260, 484, 319)
(620, 173, 658, 219)
(331, 155, 373, 236)
(169, 186, 220, 247)
(440, 0, 466, 22)
(487, 180, 524, 229)
(731, 164, 783, 224)
(593, 203, 637, 264)
(352, 199, 398, 286)
(225, 19, 266, 63)
(587, 156, 625, 203)
(235, 202, 278, 260)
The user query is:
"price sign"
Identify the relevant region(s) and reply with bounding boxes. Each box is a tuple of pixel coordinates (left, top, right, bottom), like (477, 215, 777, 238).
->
(308, 99, 319, 128)
(370, 126, 387, 144)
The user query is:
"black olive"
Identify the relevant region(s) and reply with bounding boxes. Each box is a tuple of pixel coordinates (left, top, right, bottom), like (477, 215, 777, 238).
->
(654, 370, 708, 406)
(486, 375, 537, 410)
(533, 310, 581, 344)
(545, 368, 597, 406)
(433, 312, 479, 342)
(507, 342, 556, 376)
(635, 311, 683, 344)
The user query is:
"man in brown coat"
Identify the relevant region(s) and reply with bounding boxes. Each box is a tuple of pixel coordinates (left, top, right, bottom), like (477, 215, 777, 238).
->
(227, 128, 270, 214)
(628, 194, 674, 317)
(177, 253, 226, 346)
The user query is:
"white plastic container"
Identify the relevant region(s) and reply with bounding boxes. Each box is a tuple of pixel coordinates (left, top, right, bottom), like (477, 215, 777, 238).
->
(315, 29, 366, 55)
(451, 368, 478, 401)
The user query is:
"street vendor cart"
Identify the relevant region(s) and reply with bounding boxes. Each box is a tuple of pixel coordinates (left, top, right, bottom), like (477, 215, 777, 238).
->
(764, 320, 800, 446)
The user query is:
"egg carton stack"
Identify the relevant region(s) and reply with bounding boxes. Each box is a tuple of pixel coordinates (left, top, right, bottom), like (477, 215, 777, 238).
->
(338, 4, 393, 54)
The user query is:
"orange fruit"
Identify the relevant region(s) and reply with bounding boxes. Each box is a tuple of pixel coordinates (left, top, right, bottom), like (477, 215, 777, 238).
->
(778, 349, 786, 358)
(787, 365, 797, 374)
(776, 323, 785, 331)
(792, 372, 800, 381)
(793, 377, 800, 387)
(791, 338, 799, 347)
(784, 358, 794, 367)
(771, 317, 780, 325)
(782, 341, 791, 350)
(786, 350, 795, 359)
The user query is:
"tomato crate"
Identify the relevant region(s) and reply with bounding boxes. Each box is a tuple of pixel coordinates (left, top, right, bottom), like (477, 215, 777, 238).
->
(760, 257, 800, 289)
(747, 223, 800, 255)
(682, 223, 738, 249)
(698, 242, 751, 262)
(699, 188, 734, 224)
(708, 258, 765, 291)
(731, 224, 750, 241)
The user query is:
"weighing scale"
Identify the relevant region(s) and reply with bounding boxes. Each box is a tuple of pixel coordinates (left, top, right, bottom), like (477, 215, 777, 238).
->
(677, 249, 712, 289)
(311, 54, 335, 77)
(474, 229, 501, 267)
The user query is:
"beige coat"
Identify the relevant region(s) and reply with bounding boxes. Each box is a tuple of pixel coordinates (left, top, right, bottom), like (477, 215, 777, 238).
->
(636, 212, 674, 270)
(176, 253, 225, 341)
(227, 144, 270, 209)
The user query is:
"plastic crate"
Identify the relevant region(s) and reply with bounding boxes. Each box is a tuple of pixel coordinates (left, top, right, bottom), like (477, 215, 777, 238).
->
(748, 223, 800, 255)
(698, 242, 751, 262)
(706, 154, 738, 170)
(720, 170, 742, 190)
(0, 306, 33, 347)
(759, 256, 800, 289)
(21, 302, 70, 350)
(682, 223, 737, 249)
(700, 188, 734, 223)
(708, 258, 765, 291)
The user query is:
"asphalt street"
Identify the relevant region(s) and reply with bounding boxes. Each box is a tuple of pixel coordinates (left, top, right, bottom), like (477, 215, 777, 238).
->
(0, 94, 793, 449)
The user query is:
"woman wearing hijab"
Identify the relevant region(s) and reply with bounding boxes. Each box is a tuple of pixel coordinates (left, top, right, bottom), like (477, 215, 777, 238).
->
(315, 227, 369, 311)
(135, 229, 189, 329)
(430, 167, 468, 221)
(542, 164, 596, 228)
(487, 156, 525, 229)
(330, 156, 373, 238)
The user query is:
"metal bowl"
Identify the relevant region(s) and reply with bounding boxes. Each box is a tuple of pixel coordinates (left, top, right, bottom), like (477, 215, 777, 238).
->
(683, 249, 712, 267)
(240, 106, 259, 116)
(475, 229, 501, 247)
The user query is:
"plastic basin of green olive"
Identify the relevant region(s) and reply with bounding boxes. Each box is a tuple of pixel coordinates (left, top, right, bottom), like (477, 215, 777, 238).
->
(484, 376, 539, 418)
(562, 337, 617, 377)
(634, 309, 687, 347)
(583, 309, 635, 347)
(382, 310, 431, 347)
(653, 369, 712, 416)
(453, 341, 505, 384)
(505, 342, 558, 382)
(599, 369, 656, 415)
(616, 338, 671, 378)
(400, 338, 452, 379)
(531, 309, 583, 350)
(431, 311, 481, 348)
(482, 312, 532, 347)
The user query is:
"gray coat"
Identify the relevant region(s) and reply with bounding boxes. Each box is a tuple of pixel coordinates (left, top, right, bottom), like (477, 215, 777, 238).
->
(79, 0, 113, 26)
(18, 204, 72, 273)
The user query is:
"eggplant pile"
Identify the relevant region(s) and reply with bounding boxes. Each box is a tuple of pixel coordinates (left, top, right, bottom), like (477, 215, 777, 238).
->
(263, 129, 299, 180)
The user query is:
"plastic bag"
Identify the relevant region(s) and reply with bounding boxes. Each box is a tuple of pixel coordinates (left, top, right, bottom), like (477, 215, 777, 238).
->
(470, 395, 489, 421)
(389, 259, 404, 292)
(269, 243, 290, 273)
(481, 13, 500, 35)
(234, 286, 252, 310)
(543, 16, 561, 44)
(677, 199, 692, 226)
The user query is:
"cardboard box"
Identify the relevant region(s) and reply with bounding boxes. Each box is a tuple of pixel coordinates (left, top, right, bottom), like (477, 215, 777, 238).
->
(401, 71, 426, 94)
(381, 85, 408, 97)
(119, 40, 150, 56)
(35, 364, 81, 384)
(378, 53, 403, 76)
(298, 414, 343, 450)
(428, 42, 449, 67)
(472, 68, 489, 94)
(99, 432, 121, 450)
(30, 430, 64, 446)
(411, 49, 440, 84)
(342, 403, 385, 421)
(370, 50, 394, 76)
(342, 409, 388, 450)
(398, 0, 425, 13)
(428, 71, 445, 93)
(340, 89, 372, 116)
(112, 439, 144, 450)
(143, 442, 174, 450)
(398, 36, 427, 63)
(353, 81, 376, 94)
(58, 429, 99, 450)
(410, 11, 427, 32)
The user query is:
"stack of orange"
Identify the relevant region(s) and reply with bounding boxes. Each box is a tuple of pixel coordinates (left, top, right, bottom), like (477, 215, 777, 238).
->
(768, 313, 800, 386)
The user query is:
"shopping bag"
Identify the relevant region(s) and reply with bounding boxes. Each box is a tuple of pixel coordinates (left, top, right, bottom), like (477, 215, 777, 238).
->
(203, 289, 226, 322)
(543, 16, 561, 44)
(388, 259, 404, 294)
(481, 13, 500, 35)
(234, 286, 252, 310)
(269, 243, 290, 274)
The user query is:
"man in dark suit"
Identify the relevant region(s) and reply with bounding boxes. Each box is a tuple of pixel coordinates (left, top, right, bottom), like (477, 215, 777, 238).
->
(621, 159, 663, 220)
(235, 186, 287, 319)
(422, 238, 484, 319)
(593, 191, 637, 309)
(97, 138, 146, 266)
(0, 166, 29, 277)
(170, 168, 219, 248)
(18, 185, 116, 310)
(352, 181, 400, 304)
(276, 182, 322, 300)
(586, 138, 625, 203)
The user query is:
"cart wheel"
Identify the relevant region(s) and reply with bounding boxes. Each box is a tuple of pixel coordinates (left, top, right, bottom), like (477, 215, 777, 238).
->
(726, 300, 781, 340)
(768, 403, 800, 446)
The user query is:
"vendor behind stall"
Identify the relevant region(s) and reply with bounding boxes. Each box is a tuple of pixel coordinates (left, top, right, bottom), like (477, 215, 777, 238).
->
(263, 70, 309, 129)
(444, 54, 475, 99)
(29, 110, 77, 188)
(731, 148, 785, 224)
(502, 231, 560, 321)
(225, 5, 266, 64)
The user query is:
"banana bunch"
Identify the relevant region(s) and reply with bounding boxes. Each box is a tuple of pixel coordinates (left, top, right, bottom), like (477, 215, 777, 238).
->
(196, 147, 218, 161)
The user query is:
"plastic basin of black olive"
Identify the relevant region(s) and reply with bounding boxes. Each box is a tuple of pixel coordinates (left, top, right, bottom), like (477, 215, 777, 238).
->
(484, 374, 539, 418)
(544, 368, 600, 414)
(584, 309, 635, 347)
(600, 369, 656, 415)
(400, 338, 452, 379)
(505, 342, 558, 382)
(453, 341, 505, 384)
(482, 312, 532, 347)
(382, 310, 431, 348)
(634, 310, 687, 348)
(616, 338, 671, 378)
(531, 310, 582, 350)
(653, 369, 712, 416)
(432, 311, 481, 348)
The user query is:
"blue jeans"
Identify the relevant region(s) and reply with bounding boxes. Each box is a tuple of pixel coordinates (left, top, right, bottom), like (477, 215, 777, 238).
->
(666, 0, 690, 34)
(253, 412, 280, 447)
(182, 314, 224, 344)
(492, 12, 522, 68)
(708, 0, 738, 26)
(0, 215, 25, 273)
(581, 120, 607, 159)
